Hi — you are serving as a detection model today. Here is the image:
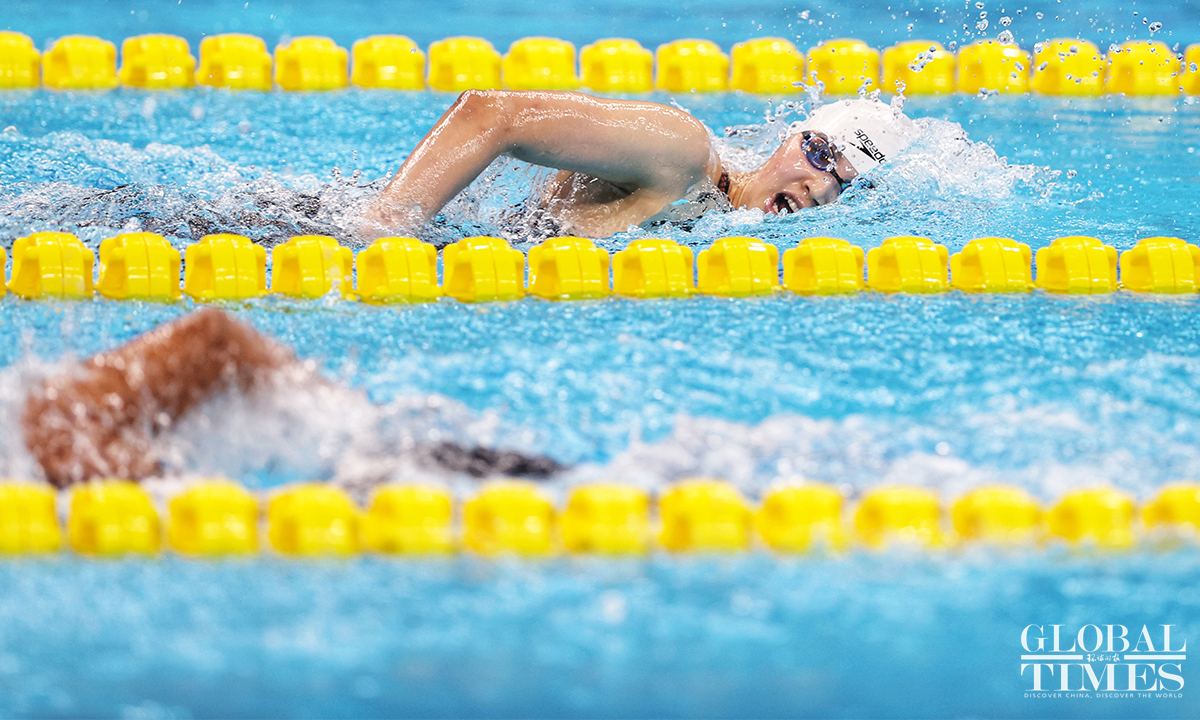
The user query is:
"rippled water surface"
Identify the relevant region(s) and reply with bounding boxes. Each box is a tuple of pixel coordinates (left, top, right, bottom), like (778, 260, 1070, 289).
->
(3, 0, 1200, 717)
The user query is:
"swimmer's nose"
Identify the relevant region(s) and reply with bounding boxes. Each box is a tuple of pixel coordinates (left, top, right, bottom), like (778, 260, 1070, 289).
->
(808, 174, 843, 206)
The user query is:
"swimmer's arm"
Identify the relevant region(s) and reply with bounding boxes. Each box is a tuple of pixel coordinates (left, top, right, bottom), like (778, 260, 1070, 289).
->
(366, 90, 714, 232)
(23, 309, 296, 487)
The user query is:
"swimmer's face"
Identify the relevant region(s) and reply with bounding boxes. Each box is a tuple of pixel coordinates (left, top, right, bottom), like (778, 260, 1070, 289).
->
(739, 132, 859, 214)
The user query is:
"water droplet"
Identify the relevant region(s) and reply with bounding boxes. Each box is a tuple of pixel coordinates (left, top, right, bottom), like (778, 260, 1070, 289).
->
(1149, 21, 1162, 32)
(1067, 169, 1077, 179)
(976, 19, 989, 31)
(1000, 16, 1012, 26)
(975, 1, 985, 7)
(1038, 61, 1049, 71)
(1036, 12, 1044, 19)
(998, 30, 1013, 43)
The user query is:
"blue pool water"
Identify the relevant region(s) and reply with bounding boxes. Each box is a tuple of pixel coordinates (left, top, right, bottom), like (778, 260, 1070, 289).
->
(3, 0, 1200, 717)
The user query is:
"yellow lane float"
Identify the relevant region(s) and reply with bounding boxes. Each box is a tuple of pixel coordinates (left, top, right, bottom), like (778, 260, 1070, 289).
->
(427, 36, 501, 91)
(184, 233, 268, 301)
(355, 236, 441, 303)
(951, 486, 1041, 543)
(97, 232, 181, 301)
(9, 232, 95, 299)
(956, 39, 1029, 94)
(119, 34, 195, 89)
(1181, 44, 1200, 95)
(561, 483, 652, 554)
(1030, 39, 1105, 96)
(579, 38, 653, 92)
(782, 237, 864, 295)
(270, 235, 354, 299)
(503, 37, 578, 90)
(730, 37, 803, 93)
(1035, 236, 1118, 294)
(806, 39, 880, 94)
(659, 479, 752, 552)
(68, 480, 161, 556)
(267, 484, 360, 556)
(855, 486, 943, 548)
(43, 35, 118, 90)
(1142, 484, 1200, 536)
(351, 35, 425, 89)
(360, 484, 456, 554)
(655, 39, 729, 92)
(196, 33, 273, 89)
(168, 480, 259, 556)
(527, 236, 611, 300)
(882, 40, 955, 94)
(463, 481, 556, 556)
(0, 482, 62, 553)
(696, 236, 780, 297)
(1106, 40, 1179, 96)
(1046, 488, 1135, 549)
(756, 483, 846, 552)
(949, 237, 1033, 293)
(274, 36, 348, 91)
(866, 236, 949, 293)
(0, 31, 41, 88)
(612, 238, 695, 298)
(1118, 237, 1200, 294)
(442, 236, 526, 303)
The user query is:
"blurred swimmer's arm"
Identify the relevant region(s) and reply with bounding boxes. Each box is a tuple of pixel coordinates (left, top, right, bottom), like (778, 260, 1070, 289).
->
(23, 309, 296, 487)
(364, 89, 714, 234)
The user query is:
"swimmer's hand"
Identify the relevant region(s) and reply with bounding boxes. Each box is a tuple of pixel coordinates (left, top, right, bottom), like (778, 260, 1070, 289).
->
(358, 198, 425, 242)
(23, 309, 296, 487)
(423, 442, 564, 479)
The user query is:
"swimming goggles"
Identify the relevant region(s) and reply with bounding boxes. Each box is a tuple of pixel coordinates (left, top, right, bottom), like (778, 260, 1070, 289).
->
(801, 131, 850, 189)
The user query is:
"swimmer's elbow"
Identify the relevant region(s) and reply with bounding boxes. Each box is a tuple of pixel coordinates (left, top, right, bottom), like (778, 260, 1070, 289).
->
(452, 89, 511, 147)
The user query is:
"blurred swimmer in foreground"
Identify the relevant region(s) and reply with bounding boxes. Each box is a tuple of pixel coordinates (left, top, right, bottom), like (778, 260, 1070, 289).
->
(22, 309, 562, 487)
(365, 91, 919, 238)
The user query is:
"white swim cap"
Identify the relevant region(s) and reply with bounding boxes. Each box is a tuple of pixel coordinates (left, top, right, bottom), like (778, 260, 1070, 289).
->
(800, 98, 919, 173)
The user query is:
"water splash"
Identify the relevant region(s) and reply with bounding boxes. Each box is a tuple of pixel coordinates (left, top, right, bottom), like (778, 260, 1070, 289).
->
(0, 131, 381, 247)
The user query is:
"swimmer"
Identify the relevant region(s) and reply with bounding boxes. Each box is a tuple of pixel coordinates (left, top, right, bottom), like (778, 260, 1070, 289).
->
(365, 91, 919, 238)
(22, 309, 562, 487)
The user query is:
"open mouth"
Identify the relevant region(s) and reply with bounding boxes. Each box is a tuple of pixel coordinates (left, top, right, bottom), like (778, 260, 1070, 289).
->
(766, 192, 801, 215)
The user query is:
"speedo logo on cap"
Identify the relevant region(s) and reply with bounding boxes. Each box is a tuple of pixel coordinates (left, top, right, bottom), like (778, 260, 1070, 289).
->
(850, 129, 887, 163)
